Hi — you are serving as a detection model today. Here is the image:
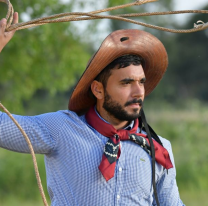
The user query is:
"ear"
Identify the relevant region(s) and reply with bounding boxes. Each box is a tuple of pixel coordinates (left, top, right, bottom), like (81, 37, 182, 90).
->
(91, 80, 104, 100)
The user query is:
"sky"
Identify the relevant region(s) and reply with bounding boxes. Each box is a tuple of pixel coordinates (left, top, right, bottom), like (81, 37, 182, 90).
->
(173, 0, 207, 24)
(173, 0, 207, 10)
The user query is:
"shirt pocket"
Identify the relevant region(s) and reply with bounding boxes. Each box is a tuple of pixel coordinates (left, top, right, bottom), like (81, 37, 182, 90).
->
(121, 152, 152, 196)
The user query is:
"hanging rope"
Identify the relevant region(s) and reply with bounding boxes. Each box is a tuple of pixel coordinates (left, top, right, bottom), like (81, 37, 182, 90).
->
(1, 0, 208, 33)
(0, 103, 49, 206)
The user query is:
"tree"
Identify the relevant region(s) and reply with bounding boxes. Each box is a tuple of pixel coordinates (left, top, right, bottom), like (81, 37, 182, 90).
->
(168, 5, 208, 101)
(107, 0, 174, 36)
(0, 0, 93, 113)
(148, 4, 208, 103)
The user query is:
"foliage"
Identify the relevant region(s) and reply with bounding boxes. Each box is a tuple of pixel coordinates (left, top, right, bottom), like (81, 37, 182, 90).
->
(0, 151, 49, 205)
(107, 0, 174, 37)
(0, 0, 92, 113)
(145, 100, 208, 206)
(167, 6, 208, 101)
(142, 5, 208, 104)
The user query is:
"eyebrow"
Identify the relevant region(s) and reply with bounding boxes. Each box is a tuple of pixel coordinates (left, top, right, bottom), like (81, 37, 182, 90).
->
(119, 77, 146, 83)
(120, 78, 134, 83)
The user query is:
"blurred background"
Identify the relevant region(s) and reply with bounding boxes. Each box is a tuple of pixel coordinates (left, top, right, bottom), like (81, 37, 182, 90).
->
(0, 0, 208, 205)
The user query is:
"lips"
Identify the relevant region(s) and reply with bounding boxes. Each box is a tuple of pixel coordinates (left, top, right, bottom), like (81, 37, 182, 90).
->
(127, 103, 142, 109)
(125, 99, 143, 107)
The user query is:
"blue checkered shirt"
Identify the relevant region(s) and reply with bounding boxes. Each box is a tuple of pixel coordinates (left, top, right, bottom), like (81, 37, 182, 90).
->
(0, 110, 184, 205)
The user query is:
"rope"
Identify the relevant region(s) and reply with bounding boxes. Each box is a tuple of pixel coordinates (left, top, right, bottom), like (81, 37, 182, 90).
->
(0, 103, 49, 206)
(1, 0, 208, 33)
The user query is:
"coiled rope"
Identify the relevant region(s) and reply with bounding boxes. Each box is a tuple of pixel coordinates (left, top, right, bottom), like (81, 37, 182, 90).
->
(1, 0, 208, 33)
(0, 0, 208, 205)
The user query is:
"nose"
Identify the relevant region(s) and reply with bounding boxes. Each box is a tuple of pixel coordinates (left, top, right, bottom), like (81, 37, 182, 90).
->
(131, 82, 145, 99)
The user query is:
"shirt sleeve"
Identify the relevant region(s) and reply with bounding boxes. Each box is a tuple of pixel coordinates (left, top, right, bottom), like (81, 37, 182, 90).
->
(153, 138, 185, 206)
(0, 111, 66, 154)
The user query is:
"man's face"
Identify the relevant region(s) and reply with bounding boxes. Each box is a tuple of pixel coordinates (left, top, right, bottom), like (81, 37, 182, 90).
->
(102, 64, 145, 121)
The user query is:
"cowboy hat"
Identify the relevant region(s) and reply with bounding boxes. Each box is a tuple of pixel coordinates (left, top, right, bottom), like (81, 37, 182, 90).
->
(68, 29, 168, 115)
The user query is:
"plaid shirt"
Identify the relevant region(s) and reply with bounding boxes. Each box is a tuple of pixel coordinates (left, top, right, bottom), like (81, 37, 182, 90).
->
(0, 110, 184, 206)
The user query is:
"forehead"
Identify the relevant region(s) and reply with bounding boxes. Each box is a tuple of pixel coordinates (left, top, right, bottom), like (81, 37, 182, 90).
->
(110, 64, 145, 80)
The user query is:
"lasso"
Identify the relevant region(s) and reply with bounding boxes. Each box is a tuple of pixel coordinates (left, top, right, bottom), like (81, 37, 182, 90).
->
(1, 0, 208, 33)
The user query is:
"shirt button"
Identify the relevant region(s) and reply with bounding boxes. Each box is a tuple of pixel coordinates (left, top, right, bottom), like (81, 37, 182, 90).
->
(119, 167, 122, 172)
(117, 195, 120, 199)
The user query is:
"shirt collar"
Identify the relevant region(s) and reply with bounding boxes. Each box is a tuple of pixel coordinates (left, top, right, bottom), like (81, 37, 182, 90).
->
(94, 106, 134, 130)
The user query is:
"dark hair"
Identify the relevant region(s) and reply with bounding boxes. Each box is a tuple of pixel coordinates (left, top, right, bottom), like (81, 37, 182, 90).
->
(95, 54, 144, 88)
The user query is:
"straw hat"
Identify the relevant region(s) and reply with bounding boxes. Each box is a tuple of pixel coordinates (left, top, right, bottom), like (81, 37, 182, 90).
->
(68, 29, 168, 115)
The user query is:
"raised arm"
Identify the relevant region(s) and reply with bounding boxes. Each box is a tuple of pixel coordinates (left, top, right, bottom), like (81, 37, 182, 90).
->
(0, 12, 18, 53)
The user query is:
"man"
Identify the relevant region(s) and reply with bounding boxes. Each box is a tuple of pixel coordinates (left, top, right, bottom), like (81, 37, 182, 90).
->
(0, 13, 184, 205)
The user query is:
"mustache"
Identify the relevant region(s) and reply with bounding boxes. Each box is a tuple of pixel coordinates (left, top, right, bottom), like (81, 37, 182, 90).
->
(124, 99, 143, 107)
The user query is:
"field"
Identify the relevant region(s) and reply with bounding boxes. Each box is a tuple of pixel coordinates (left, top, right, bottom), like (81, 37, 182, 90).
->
(145, 101, 208, 206)
(0, 101, 208, 205)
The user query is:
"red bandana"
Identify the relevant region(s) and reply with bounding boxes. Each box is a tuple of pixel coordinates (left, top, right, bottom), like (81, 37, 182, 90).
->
(85, 106, 173, 181)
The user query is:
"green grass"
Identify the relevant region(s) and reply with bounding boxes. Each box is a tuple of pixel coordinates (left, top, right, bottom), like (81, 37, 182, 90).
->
(0, 152, 50, 206)
(1, 198, 44, 206)
(145, 101, 208, 205)
(180, 190, 208, 206)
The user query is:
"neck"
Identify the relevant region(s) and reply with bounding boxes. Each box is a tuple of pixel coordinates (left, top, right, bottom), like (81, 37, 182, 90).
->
(96, 105, 129, 130)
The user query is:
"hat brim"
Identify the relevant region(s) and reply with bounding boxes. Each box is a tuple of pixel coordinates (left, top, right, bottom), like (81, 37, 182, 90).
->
(68, 29, 168, 115)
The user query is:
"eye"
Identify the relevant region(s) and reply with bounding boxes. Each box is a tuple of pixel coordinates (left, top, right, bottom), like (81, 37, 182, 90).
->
(120, 79, 133, 85)
(122, 81, 131, 85)
(140, 78, 146, 84)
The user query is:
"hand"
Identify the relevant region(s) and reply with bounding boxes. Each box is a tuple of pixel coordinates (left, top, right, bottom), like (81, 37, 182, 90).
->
(0, 12, 18, 53)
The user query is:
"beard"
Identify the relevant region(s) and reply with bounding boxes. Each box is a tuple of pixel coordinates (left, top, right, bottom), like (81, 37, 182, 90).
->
(103, 91, 142, 121)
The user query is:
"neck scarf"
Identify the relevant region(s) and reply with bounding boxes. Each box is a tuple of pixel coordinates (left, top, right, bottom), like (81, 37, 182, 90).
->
(85, 106, 173, 181)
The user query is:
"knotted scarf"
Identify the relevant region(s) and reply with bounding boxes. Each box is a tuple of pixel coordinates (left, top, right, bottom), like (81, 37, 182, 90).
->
(85, 106, 173, 181)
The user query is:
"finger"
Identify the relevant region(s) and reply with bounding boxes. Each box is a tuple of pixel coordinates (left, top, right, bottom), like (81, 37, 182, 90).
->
(8, 12, 19, 36)
(13, 12, 19, 24)
(0, 18, 7, 33)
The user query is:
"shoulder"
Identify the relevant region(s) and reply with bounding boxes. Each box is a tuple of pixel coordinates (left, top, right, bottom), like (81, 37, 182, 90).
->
(36, 110, 82, 122)
(33, 110, 87, 131)
(158, 136, 172, 151)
